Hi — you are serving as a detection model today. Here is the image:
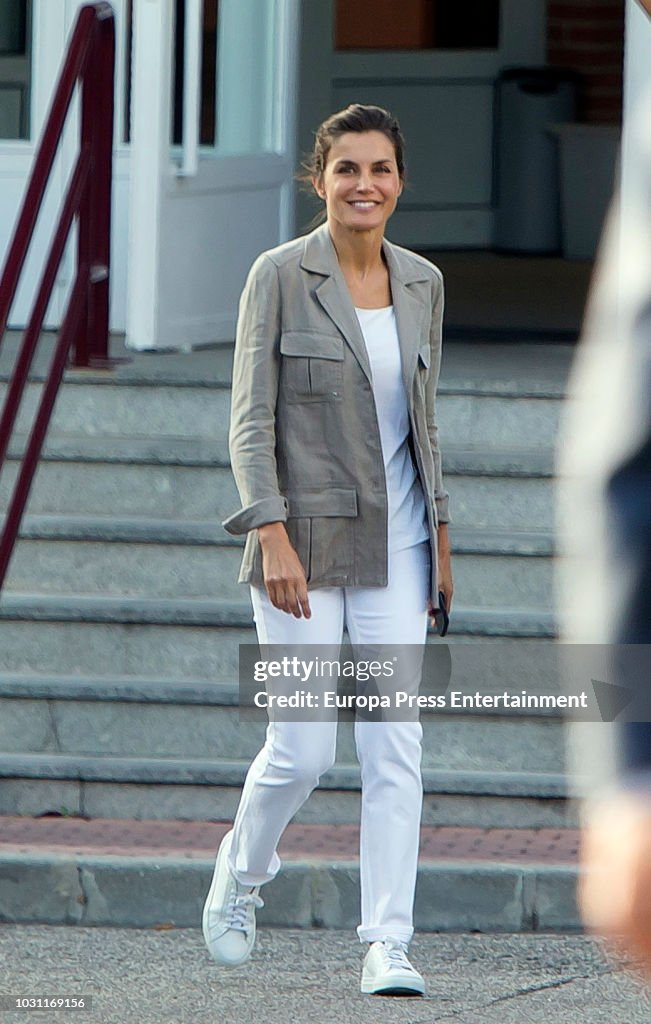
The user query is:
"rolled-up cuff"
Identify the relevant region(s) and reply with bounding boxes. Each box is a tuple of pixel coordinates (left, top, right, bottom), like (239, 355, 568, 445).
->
(222, 494, 289, 535)
(435, 492, 451, 524)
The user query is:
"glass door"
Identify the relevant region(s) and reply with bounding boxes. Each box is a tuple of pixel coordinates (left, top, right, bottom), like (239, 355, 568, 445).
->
(127, 0, 300, 350)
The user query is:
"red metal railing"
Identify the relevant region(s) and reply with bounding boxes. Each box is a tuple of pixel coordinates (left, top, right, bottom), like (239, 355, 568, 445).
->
(0, 2, 118, 591)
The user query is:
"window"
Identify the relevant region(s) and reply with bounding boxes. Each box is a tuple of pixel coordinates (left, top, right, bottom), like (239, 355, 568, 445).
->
(172, 0, 218, 146)
(124, 0, 218, 146)
(335, 0, 500, 51)
(0, 0, 32, 139)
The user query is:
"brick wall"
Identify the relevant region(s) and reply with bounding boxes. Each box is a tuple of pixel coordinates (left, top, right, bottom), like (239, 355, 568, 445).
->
(547, 0, 625, 123)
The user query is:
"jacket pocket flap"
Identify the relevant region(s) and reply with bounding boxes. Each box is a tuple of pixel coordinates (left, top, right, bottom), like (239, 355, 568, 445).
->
(418, 345, 431, 369)
(285, 487, 357, 517)
(280, 332, 344, 360)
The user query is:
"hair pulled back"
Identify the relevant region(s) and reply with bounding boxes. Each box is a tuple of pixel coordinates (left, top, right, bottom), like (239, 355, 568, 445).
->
(301, 103, 406, 185)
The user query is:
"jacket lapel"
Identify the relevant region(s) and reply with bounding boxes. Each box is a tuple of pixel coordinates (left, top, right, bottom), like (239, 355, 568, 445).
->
(302, 225, 373, 383)
(382, 238, 430, 397)
(301, 223, 430, 392)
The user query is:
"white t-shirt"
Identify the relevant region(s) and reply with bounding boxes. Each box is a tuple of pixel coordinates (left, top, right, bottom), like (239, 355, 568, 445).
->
(354, 305, 429, 552)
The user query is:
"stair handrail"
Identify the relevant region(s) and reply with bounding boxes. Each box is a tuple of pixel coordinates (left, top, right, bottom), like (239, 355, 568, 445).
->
(0, 2, 117, 592)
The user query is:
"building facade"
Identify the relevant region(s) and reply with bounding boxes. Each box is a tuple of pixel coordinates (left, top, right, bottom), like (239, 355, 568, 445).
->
(0, 0, 648, 348)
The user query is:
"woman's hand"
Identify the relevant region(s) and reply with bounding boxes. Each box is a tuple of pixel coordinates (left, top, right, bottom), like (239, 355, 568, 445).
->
(258, 522, 312, 618)
(428, 523, 453, 629)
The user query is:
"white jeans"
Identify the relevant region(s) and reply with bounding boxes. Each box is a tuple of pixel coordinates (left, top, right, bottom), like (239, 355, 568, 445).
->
(228, 541, 430, 945)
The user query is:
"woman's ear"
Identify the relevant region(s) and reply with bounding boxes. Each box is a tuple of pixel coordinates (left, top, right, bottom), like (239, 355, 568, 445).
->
(312, 175, 326, 201)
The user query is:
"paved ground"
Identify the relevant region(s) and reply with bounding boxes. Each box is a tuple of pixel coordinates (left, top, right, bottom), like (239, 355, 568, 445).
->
(0, 925, 649, 1024)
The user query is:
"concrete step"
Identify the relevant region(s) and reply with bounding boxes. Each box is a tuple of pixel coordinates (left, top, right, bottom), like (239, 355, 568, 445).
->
(3, 517, 554, 606)
(0, 680, 565, 774)
(452, 527, 553, 608)
(0, 752, 576, 829)
(0, 380, 231, 440)
(5, 529, 244, 600)
(1, 438, 554, 530)
(0, 815, 581, 931)
(0, 594, 557, 676)
(443, 447, 553, 530)
(0, 437, 235, 519)
(1, 339, 564, 449)
(437, 393, 561, 449)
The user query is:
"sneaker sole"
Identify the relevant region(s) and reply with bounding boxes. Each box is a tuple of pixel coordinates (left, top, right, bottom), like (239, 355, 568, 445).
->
(361, 976, 425, 996)
(202, 831, 255, 967)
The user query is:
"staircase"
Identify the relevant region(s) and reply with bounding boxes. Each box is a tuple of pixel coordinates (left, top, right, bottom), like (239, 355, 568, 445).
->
(0, 335, 575, 837)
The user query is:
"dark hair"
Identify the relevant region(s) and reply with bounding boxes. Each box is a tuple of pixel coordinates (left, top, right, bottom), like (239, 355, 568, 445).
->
(300, 103, 407, 185)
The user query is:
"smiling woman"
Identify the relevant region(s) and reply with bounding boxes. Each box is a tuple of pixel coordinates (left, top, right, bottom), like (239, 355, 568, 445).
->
(201, 103, 453, 997)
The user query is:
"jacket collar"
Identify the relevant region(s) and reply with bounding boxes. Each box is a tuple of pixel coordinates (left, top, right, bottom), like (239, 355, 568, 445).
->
(300, 222, 429, 389)
(301, 221, 431, 285)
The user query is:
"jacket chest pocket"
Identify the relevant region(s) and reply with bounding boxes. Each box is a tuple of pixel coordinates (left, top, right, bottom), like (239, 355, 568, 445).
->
(280, 331, 344, 401)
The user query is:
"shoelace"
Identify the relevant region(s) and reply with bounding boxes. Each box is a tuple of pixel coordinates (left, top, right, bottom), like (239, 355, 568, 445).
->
(225, 889, 264, 933)
(380, 941, 418, 973)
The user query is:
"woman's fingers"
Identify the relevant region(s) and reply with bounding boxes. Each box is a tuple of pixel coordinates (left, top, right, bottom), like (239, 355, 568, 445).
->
(296, 579, 312, 619)
(284, 576, 311, 618)
(267, 575, 311, 618)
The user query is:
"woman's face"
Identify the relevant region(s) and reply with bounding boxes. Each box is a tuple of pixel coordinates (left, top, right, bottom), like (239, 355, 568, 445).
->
(312, 130, 403, 235)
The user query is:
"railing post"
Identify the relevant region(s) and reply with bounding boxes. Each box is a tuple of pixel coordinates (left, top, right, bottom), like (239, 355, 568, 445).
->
(74, 5, 115, 369)
(75, 25, 94, 369)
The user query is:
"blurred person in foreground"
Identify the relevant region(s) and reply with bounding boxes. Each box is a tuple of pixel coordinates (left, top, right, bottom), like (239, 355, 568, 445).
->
(556, 0, 651, 973)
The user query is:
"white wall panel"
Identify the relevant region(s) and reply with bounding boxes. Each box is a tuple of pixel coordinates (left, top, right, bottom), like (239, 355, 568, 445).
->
(157, 181, 283, 347)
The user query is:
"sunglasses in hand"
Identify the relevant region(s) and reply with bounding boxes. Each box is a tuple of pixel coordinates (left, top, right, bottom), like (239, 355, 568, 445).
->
(433, 590, 449, 637)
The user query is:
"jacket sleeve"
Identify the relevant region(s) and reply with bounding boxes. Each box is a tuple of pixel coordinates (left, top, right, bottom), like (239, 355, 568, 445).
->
(425, 269, 451, 524)
(221, 254, 289, 536)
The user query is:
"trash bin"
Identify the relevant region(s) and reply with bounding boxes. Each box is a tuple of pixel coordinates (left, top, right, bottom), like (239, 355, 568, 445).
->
(550, 123, 620, 259)
(493, 67, 578, 253)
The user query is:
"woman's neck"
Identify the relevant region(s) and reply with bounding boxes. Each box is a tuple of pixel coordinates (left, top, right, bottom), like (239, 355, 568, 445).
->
(327, 218, 385, 279)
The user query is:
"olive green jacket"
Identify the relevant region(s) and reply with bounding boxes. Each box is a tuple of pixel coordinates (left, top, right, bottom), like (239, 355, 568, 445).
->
(222, 222, 450, 601)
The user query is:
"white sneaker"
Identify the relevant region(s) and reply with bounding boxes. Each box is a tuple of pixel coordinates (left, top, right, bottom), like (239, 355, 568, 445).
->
(361, 940, 426, 996)
(202, 830, 264, 966)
